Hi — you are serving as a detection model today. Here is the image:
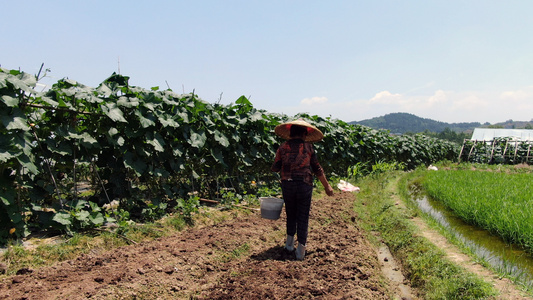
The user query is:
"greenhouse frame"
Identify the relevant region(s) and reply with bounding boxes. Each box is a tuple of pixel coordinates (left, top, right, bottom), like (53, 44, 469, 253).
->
(458, 128, 533, 164)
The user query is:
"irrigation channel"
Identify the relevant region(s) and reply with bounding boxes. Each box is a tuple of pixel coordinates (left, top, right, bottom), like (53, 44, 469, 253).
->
(409, 184, 533, 286)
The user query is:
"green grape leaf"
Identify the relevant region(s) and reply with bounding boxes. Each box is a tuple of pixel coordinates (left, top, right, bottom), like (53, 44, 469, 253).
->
(103, 103, 127, 122)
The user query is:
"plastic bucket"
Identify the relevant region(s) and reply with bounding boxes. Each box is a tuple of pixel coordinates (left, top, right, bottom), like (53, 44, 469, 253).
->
(259, 197, 284, 220)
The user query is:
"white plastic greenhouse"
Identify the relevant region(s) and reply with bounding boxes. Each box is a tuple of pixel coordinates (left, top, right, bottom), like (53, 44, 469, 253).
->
(470, 128, 533, 141)
(459, 128, 533, 164)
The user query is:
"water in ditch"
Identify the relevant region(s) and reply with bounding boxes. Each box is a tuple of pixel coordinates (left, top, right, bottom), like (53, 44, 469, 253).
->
(410, 184, 533, 285)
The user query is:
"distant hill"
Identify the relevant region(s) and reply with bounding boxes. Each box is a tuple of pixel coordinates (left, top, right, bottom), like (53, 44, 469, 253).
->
(490, 119, 533, 129)
(350, 113, 482, 134)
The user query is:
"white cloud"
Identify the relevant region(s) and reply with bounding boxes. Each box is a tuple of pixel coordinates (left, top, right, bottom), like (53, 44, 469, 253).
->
(358, 89, 496, 122)
(277, 86, 533, 124)
(369, 91, 402, 104)
(501, 90, 528, 99)
(500, 86, 533, 101)
(368, 90, 448, 111)
(450, 93, 486, 111)
(301, 96, 329, 105)
(428, 89, 447, 105)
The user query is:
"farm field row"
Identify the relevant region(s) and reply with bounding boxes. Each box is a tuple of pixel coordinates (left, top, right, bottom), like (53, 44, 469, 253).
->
(2, 166, 532, 298)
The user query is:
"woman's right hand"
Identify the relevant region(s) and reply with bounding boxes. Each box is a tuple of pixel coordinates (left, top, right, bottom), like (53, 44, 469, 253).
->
(318, 174, 334, 196)
(325, 184, 334, 196)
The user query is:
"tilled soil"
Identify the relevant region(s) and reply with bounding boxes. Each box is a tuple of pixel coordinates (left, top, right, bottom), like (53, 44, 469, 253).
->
(0, 192, 398, 299)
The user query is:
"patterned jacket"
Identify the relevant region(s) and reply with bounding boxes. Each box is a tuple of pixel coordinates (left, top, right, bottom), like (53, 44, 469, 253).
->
(271, 139, 325, 186)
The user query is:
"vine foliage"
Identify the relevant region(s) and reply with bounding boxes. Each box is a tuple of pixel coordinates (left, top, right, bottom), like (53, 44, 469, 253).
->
(0, 67, 458, 242)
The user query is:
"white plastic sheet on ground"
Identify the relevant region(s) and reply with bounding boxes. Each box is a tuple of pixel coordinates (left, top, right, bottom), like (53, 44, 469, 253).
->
(337, 180, 360, 192)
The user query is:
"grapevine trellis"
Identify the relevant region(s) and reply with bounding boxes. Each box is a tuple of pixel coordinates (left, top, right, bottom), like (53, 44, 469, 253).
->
(0, 67, 459, 242)
(458, 138, 533, 164)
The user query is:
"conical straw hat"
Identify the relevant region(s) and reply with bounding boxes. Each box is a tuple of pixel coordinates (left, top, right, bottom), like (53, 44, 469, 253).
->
(274, 119, 324, 142)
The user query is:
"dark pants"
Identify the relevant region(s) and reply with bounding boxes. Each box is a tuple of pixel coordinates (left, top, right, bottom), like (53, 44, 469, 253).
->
(281, 180, 313, 246)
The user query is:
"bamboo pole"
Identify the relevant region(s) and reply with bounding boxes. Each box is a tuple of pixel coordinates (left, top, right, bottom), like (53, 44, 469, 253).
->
(22, 103, 104, 116)
(29, 127, 64, 207)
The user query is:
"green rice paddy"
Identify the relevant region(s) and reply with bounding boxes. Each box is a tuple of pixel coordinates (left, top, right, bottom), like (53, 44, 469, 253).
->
(422, 169, 533, 251)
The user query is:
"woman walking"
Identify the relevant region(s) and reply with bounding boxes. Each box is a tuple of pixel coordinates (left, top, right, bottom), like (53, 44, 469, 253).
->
(271, 119, 334, 260)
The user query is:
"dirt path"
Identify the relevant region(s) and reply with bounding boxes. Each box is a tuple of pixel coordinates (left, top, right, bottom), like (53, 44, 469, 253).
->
(0, 192, 409, 299)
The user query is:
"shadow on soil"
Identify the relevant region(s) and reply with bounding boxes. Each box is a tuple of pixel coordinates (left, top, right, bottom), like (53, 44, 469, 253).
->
(251, 245, 310, 261)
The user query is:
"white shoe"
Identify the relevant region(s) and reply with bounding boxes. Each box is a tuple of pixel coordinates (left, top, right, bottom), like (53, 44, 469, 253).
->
(295, 243, 306, 260)
(285, 235, 295, 251)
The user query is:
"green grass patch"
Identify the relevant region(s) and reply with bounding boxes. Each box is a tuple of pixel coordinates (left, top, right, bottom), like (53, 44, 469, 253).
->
(1, 232, 126, 275)
(353, 171, 497, 299)
(218, 243, 251, 263)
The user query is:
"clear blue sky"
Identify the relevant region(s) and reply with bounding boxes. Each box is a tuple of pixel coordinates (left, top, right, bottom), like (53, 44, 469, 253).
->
(3, 1, 533, 124)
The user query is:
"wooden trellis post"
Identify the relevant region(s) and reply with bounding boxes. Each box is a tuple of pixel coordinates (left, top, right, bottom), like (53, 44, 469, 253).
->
(525, 142, 533, 164)
(458, 139, 467, 162)
(502, 140, 509, 163)
(513, 141, 519, 163)
(467, 140, 477, 162)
